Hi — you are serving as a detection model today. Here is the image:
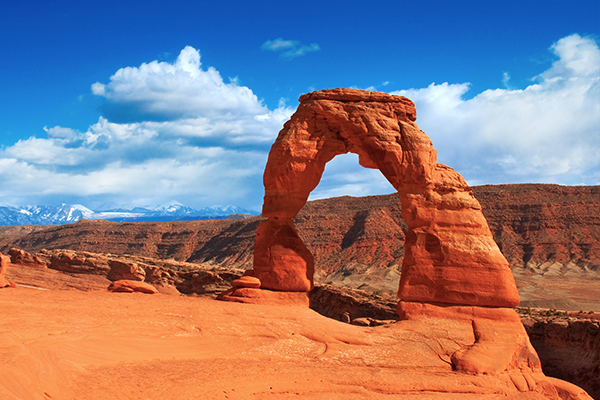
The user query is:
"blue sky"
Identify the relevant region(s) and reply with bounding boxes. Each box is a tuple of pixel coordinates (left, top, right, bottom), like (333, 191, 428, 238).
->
(0, 0, 598, 211)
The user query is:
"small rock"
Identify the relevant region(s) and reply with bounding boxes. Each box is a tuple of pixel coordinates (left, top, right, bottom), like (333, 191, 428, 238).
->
(351, 318, 371, 326)
(232, 276, 261, 288)
(108, 280, 158, 294)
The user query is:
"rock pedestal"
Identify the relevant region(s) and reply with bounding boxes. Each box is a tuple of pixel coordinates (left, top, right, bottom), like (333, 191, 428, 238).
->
(0, 255, 15, 289)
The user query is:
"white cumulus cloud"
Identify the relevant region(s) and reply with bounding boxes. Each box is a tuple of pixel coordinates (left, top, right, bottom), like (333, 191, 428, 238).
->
(390, 34, 600, 185)
(92, 46, 269, 122)
(0, 47, 294, 209)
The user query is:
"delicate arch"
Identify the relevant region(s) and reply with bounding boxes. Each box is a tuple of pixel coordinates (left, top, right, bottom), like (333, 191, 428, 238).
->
(251, 89, 519, 309)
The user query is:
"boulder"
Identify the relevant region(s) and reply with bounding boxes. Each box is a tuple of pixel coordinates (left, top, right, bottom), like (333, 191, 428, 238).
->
(107, 260, 146, 281)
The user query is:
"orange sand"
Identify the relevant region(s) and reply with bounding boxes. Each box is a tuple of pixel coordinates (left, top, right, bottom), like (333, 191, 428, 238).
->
(0, 288, 588, 399)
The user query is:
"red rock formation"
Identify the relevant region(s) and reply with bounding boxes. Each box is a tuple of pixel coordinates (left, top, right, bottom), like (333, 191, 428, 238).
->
(3, 248, 242, 295)
(250, 88, 519, 309)
(0, 254, 14, 288)
(222, 89, 595, 396)
(48, 250, 111, 275)
(8, 247, 46, 268)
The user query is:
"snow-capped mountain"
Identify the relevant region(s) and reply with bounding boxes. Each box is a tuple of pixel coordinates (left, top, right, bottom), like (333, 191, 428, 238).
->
(0, 204, 95, 225)
(0, 202, 258, 226)
(194, 205, 258, 216)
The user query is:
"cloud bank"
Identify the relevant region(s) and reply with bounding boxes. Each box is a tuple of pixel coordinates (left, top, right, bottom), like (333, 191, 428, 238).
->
(0, 47, 294, 209)
(387, 34, 599, 186)
(0, 34, 597, 210)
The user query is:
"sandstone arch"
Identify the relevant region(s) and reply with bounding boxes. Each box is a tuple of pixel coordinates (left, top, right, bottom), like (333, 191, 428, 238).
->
(235, 89, 519, 309)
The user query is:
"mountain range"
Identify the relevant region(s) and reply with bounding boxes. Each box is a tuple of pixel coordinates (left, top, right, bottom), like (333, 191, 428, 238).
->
(0, 201, 258, 225)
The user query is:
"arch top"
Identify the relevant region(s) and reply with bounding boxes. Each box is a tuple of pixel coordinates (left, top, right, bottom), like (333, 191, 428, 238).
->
(299, 88, 417, 121)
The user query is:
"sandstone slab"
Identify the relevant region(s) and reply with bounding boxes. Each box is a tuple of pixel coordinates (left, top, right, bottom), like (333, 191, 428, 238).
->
(217, 287, 310, 306)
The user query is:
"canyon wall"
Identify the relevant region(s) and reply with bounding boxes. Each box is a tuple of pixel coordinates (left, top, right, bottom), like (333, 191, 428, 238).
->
(1, 185, 597, 293)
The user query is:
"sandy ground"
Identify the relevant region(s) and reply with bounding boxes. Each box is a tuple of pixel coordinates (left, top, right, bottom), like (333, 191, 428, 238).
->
(1, 287, 579, 400)
(323, 267, 600, 313)
(514, 273, 600, 312)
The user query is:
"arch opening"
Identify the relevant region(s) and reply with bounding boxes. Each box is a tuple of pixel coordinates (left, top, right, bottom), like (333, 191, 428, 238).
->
(306, 153, 394, 203)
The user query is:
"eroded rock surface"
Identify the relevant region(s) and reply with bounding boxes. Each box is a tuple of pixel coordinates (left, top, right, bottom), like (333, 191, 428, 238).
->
(4, 248, 241, 295)
(251, 88, 519, 309)
(0, 288, 594, 400)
